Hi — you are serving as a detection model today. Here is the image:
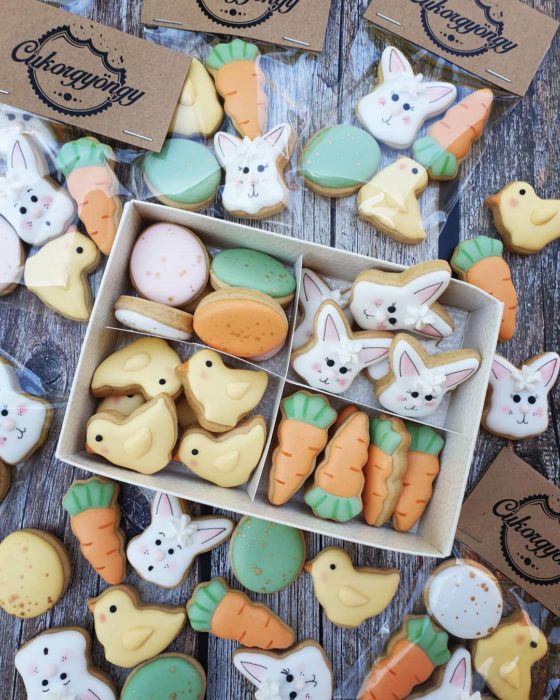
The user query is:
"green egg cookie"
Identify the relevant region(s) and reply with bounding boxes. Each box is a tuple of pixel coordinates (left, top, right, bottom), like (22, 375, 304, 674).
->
(120, 653, 206, 700)
(143, 138, 222, 211)
(301, 125, 381, 197)
(230, 516, 306, 593)
(211, 248, 296, 305)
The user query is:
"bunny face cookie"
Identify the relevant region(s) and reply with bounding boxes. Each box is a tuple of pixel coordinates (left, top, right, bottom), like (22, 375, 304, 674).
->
(292, 300, 392, 395)
(375, 335, 480, 419)
(350, 261, 454, 338)
(127, 492, 233, 588)
(15, 628, 116, 700)
(416, 648, 480, 699)
(0, 135, 75, 246)
(214, 124, 295, 219)
(0, 107, 58, 157)
(356, 46, 456, 150)
(0, 358, 52, 465)
(483, 353, 559, 440)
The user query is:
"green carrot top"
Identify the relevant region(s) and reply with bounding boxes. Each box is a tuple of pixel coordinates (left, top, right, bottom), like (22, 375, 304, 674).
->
(282, 391, 337, 429)
(451, 235, 504, 273)
(406, 616, 450, 667)
(187, 578, 228, 631)
(370, 417, 403, 455)
(62, 477, 117, 516)
(56, 136, 113, 176)
(205, 39, 260, 71)
(405, 423, 444, 456)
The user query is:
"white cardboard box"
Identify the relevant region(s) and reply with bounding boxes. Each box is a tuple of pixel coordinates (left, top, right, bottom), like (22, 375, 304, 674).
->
(57, 200, 502, 557)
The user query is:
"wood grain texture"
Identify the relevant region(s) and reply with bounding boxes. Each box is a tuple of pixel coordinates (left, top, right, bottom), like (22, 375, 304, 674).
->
(0, 0, 558, 698)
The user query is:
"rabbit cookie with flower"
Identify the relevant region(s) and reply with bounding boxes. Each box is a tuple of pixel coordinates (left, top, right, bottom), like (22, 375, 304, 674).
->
(356, 46, 456, 150)
(375, 335, 480, 419)
(292, 300, 393, 395)
(482, 352, 559, 440)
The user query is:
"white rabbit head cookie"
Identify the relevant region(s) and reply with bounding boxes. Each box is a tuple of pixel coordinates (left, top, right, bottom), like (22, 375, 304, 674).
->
(350, 261, 454, 338)
(376, 335, 480, 418)
(234, 642, 333, 700)
(0, 358, 52, 465)
(357, 46, 456, 149)
(483, 352, 559, 439)
(0, 106, 58, 158)
(291, 300, 392, 395)
(214, 123, 294, 219)
(127, 492, 233, 588)
(0, 135, 75, 245)
(418, 648, 481, 700)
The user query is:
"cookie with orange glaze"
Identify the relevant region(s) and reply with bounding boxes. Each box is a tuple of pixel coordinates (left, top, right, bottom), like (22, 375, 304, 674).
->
(193, 288, 288, 360)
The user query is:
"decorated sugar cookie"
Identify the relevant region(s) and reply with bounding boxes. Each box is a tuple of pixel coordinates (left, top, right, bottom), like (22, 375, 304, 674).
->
(356, 46, 456, 149)
(233, 642, 333, 700)
(0, 215, 24, 297)
(350, 260, 454, 338)
(415, 648, 481, 699)
(0, 106, 58, 157)
(114, 295, 194, 341)
(169, 56, 224, 137)
(127, 492, 232, 588)
(121, 653, 206, 700)
(292, 300, 392, 395)
(482, 352, 559, 440)
(97, 394, 145, 417)
(358, 158, 429, 244)
(15, 628, 116, 700)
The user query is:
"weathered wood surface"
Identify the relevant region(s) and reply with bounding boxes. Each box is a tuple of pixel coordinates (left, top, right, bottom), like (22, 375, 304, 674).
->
(0, 0, 559, 698)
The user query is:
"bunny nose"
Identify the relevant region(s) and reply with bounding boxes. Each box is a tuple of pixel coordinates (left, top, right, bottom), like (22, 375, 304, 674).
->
(42, 663, 58, 679)
(374, 309, 388, 322)
(520, 404, 531, 415)
(1, 419, 16, 431)
(153, 549, 165, 563)
(325, 369, 336, 380)
(389, 103, 402, 116)
(29, 207, 44, 219)
(295, 679, 306, 691)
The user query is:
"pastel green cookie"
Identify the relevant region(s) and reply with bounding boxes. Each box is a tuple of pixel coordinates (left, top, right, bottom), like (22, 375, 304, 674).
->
(120, 653, 206, 700)
(211, 248, 296, 304)
(143, 138, 222, 211)
(230, 516, 306, 593)
(301, 125, 381, 197)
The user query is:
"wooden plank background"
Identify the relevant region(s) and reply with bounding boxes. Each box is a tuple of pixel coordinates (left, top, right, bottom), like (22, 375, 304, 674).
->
(0, 0, 558, 697)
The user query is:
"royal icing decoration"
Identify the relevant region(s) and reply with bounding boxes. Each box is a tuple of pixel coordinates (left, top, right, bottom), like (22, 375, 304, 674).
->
(127, 492, 232, 588)
(292, 300, 392, 395)
(0, 215, 24, 296)
(418, 648, 481, 700)
(120, 654, 206, 700)
(483, 353, 559, 439)
(0, 107, 58, 156)
(233, 643, 333, 700)
(169, 56, 224, 137)
(0, 135, 75, 246)
(15, 628, 116, 700)
(356, 46, 456, 150)
(214, 124, 294, 219)
(350, 261, 453, 338)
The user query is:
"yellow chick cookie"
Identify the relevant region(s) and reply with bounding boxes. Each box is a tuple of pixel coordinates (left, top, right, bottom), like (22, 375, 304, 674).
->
(176, 349, 268, 432)
(358, 157, 428, 244)
(24, 228, 100, 321)
(91, 337, 182, 400)
(86, 394, 178, 475)
(486, 181, 560, 254)
(178, 415, 267, 488)
(472, 610, 547, 700)
(304, 548, 400, 628)
(169, 58, 224, 137)
(88, 585, 186, 668)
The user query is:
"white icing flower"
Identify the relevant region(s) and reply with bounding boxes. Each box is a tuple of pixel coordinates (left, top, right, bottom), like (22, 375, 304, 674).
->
(413, 371, 446, 395)
(409, 73, 428, 97)
(165, 513, 198, 548)
(404, 303, 436, 330)
(512, 365, 542, 391)
(0, 170, 26, 199)
(255, 678, 283, 700)
(335, 337, 361, 366)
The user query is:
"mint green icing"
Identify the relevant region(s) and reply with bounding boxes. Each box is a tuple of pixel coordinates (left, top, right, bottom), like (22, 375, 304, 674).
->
(121, 654, 206, 700)
(143, 138, 221, 205)
(230, 516, 305, 593)
(56, 136, 112, 175)
(412, 136, 458, 178)
(304, 486, 362, 522)
(187, 578, 227, 631)
(301, 125, 381, 190)
(212, 248, 296, 299)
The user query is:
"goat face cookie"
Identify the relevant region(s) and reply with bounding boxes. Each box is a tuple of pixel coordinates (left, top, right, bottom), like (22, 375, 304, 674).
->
(115, 296, 193, 341)
(15, 627, 116, 700)
(292, 300, 392, 395)
(350, 260, 454, 339)
(376, 334, 481, 419)
(214, 124, 295, 219)
(356, 46, 456, 150)
(233, 642, 333, 700)
(127, 492, 232, 588)
(121, 653, 206, 700)
(0, 215, 24, 297)
(483, 353, 559, 440)
(0, 358, 52, 465)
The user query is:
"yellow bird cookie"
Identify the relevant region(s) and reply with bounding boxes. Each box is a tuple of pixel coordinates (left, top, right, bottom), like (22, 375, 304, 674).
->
(169, 58, 224, 138)
(486, 181, 560, 254)
(304, 548, 400, 628)
(88, 585, 186, 669)
(86, 394, 178, 475)
(358, 158, 428, 244)
(178, 415, 267, 488)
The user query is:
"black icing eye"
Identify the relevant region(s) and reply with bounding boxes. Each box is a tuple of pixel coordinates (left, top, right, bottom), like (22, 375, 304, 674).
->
(159, 378, 166, 385)
(403, 103, 411, 111)
(19, 206, 27, 215)
(191, 448, 199, 456)
(43, 648, 48, 656)
(411, 391, 419, 399)
(326, 359, 335, 367)
(388, 318, 397, 325)
(519, 188, 526, 195)
(168, 548, 174, 555)
(512, 394, 521, 403)
(95, 434, 103, 442)
(257, 164, 266, 172)
(387, 306, 396, 313)
(530, 641, 538, 648)
(286, 674, 294, 683)
(7, 113, 16, 121)
(155, 539, 162, 546)
(30, 195, 38, 203)
(425, 394, 433, 402)
(42, 680, 49, 687)
(412, 167, 419, 174)
(242, 166, 250, 174)
(205, 360, 212, 368)
(289, 693, 297, 699)
(391, 93, 399, 102)
(60, 673, 67, 680)
(23, 114, 32, 122)
(1, 409, 8, 417)
(339, 367, 348, 375)
(109, 605, 117, 613)
(76, 246, 83, 254)
(148, 565, 154, 571)
(330, 564, 336, 570)
(528, 396, 537, 404)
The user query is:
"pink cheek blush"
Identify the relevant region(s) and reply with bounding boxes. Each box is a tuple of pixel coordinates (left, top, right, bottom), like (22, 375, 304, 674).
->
(402, 116, 411, 124)
(398, 161, 407, 170)
(396, 394, 407, 402)
(311, 362, 321, 371)
(534, 407, 545, 417)
(16, 404, 28, 416)
(378, 96, 386, 105)
(509, 197, 519, 208)
(338, 379, 347, 387)
(373, 298, 384, 306)
(501, 405, 511, 414)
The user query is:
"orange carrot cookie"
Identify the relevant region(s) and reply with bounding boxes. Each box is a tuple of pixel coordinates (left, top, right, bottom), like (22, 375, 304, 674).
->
(413, 88, 494, 180)
(362, 414, 410, 527)
(187, 577, 294, 649)
(268, 391, 337, 506)
(62, 477, 126, 585)
(304, 410, 369, 522)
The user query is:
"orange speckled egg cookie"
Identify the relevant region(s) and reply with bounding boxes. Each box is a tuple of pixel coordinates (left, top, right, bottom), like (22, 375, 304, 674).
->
(193, 288, 288, 360)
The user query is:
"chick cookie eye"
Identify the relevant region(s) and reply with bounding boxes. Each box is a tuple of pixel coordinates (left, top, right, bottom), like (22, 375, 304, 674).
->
(109, 605, 117, 613)
(159, 378, 166, 385)
(530, 641, 538, 648)
(519, 188, 526, 195)
(330, 564, 336, 570)
(205, 360, 212, 367)
(412, 167, 419, 174)
(95, 435, 103, 442)
(191, 448, 199, 456)
(76, 247, 83, 254)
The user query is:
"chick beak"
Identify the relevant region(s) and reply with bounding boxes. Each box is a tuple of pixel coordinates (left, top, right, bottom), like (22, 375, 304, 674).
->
(485, 193, 500, 208)
(303, 562, 313, 573)
(176, 361, 189, 378)
(85, 443, 95, 454)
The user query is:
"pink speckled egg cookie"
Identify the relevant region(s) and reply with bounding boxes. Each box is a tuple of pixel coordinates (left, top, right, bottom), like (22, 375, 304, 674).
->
(130, 223, 209, 307)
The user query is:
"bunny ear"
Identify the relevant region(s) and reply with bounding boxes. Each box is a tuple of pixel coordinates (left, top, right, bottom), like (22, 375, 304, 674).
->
(526, 353, 560, 389)
(263, 123, 292, 155)
(382, 47, 413, 77)
(442, 356, 480, 390)
(409, 269, 450, 305)
(317, 304, 346, 344)
(234, 652, 272, 686)
(153, 492, 181, 519)
(302, 270, 326, 304)
(214, 131, 242, 165)
(424, 83, 456, 105)
(195, 524, 230, 547)
(9, 135, 41, 174)
(358, 338, 392, 368)
(392, 339, 424, 379)
(491, 355, 515, 382)
(448, 656, 468, 689)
